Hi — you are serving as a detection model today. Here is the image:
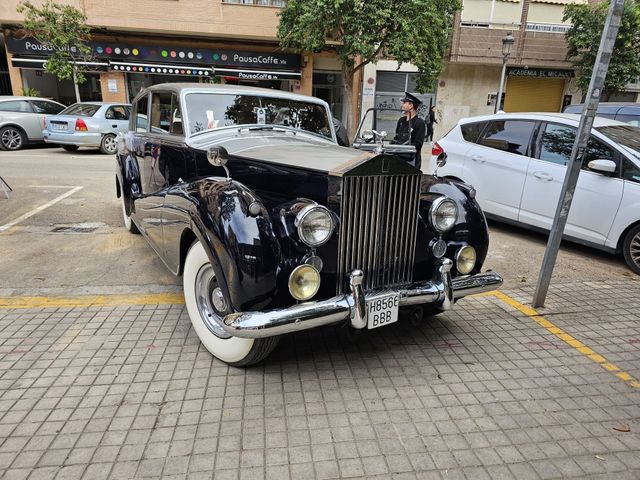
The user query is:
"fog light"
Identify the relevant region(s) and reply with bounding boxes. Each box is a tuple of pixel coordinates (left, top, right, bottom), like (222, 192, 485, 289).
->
(456, 246, 476, 275)
(288, 265, 320, 301)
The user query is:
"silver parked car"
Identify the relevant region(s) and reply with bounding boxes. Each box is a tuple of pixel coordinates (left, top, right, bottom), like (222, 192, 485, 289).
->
(0, 96, 65, 151)
(43, 102, 131, 154)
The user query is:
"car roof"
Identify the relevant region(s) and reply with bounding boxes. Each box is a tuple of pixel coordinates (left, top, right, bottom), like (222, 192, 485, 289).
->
(140, 83, 328, 106)
(0, 96, 63, 103)
(458, 112, 628, 128)
(66, 102, 130, 106)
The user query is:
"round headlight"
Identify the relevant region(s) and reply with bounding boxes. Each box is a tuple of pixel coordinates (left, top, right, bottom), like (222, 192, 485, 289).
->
(456, 246, 477, 275)
(288, 265, 321, 301)
(295, 205, 335, 247)
(429, 197, 458, 233)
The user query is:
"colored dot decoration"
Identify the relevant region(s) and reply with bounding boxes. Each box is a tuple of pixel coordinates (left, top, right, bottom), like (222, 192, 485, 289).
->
(96, 44, 222, 77)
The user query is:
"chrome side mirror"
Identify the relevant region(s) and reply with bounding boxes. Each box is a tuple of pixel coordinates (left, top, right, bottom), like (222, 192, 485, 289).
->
(208, 145, 231, 178)
(434, 152, 447, 176)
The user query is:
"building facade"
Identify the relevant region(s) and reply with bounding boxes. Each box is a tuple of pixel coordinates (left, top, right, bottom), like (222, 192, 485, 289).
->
(0, 0, 360, 126)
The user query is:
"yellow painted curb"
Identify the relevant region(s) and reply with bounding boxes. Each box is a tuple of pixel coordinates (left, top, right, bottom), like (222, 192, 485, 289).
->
(0, 293, 185, 309)
(487, 290, 640, 390)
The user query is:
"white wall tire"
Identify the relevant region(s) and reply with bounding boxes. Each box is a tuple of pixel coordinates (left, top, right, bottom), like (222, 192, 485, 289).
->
(183, 241, 279, 366)
(119, 179, 139, 234)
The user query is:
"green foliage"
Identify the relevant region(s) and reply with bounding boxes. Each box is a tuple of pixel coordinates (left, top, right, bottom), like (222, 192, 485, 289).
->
(17, 1, 93, 84)
(277, 0, 461, 93)
(564, 0, 640, 93)
(21, 87, 40, 97)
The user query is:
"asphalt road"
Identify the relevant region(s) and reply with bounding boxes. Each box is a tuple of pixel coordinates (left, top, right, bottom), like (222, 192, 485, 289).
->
(0, 146, 636, 298)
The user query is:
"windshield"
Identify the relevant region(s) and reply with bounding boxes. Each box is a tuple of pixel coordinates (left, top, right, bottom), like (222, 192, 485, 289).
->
(596, 125, 640, 158)
(60, 103, 100, 117)
(184, 92, 333, 140)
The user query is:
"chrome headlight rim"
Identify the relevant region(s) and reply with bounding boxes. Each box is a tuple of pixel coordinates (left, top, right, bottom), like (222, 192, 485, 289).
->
(294, 204, 335, 247)
(455, 245, 477, 275)
(429, 197, 458, 233)
(288, 264, 321, 301)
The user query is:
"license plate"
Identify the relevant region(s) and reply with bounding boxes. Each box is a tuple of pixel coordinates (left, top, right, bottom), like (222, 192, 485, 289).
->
(51, 123, 66, 131)
(366, 292, 400, 329)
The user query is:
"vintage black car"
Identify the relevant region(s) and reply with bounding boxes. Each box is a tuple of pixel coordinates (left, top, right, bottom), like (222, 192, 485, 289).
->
(116, 83, 502, 366)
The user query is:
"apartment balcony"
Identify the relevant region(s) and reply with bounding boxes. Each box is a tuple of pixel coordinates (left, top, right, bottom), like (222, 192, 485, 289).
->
(450, 25, 572, 68)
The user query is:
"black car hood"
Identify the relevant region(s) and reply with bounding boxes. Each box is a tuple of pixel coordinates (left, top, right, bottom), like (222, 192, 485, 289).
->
(188, 130, 374, 175)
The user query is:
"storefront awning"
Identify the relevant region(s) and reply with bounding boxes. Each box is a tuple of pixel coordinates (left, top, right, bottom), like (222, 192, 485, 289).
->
(11, 57, 109, 71)
(213, 67, 301, 81)
(109, 61, 212, 76)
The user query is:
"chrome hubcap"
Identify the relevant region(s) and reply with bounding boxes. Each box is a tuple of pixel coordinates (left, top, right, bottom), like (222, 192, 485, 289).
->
(104, 136, 116, 153)
(1, 129, 22, 150)
(630, 232, 640, 267)
(195, 264, 231, 339)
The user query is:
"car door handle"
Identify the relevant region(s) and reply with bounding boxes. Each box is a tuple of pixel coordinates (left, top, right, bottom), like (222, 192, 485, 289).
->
(533, 171, 553, 181)
(471, 155, 486, 163)
(112, 124, 118, 128)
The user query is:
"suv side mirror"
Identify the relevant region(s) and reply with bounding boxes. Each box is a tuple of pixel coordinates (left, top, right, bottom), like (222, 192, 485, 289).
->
(587, 159, 616, 174)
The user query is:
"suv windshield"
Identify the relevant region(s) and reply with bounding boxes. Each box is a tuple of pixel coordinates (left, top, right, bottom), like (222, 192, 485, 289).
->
(184, 93, 332, 139)
(596, 125, 640, 158)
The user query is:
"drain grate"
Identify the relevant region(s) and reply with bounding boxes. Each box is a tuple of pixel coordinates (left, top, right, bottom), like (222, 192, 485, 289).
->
(51, 226, 98, 233)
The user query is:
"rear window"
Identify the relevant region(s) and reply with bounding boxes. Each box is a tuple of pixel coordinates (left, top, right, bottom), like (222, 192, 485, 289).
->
(478, 120, 536, 156)
(30, 100, 64, 114)
(60, 104, 100, 117)
(460, 122, 486, 143)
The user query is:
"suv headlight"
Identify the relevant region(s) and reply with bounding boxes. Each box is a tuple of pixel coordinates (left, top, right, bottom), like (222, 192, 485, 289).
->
(429, 197, 458, 233)
(295, 204, 335, 247)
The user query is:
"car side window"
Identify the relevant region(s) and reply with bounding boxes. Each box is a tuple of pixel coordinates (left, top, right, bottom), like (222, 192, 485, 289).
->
(150, 92, 182, 135)
(460, 122, 486, 143)
(106, 105, 130, 121)
(30, 100, 64, 114)
(583, 137, 616, 170)
(0, 100, 33, 113)
(622, 158, 640, 184)
(135, 96, 149, 133)
(478, 120, 536, 156)
(539, 123, 576, 165)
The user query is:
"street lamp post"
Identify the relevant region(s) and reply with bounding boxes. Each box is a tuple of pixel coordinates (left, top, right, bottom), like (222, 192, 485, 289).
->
(495, 32, 515, 113)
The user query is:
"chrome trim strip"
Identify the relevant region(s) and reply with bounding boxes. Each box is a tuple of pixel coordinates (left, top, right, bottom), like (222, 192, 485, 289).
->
(222, 267, 503, 339)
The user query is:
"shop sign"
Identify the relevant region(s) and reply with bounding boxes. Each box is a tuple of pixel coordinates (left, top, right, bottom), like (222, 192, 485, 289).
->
(6, 37, 300, 71)
(507, 67, 574, 78)
(214, 68, 301, 80)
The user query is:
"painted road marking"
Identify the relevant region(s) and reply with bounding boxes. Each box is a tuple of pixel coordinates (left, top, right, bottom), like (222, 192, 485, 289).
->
(0, 293, 184, 308)
(0, 289, 637, 389)
(0, 186, 83, 233)
(486, 290, 640, 390)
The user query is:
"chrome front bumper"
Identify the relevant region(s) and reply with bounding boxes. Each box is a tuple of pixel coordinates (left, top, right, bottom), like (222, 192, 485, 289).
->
(221, 259, 503, 339)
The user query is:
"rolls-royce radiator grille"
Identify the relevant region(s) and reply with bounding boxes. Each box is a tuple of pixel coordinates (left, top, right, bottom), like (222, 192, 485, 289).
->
(337, 174, 422, 294)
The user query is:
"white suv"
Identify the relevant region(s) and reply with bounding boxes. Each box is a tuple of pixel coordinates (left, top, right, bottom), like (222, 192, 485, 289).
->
(433, 112, 640, 275)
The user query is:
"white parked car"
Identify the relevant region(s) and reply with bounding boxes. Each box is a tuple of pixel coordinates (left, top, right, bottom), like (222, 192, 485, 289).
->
(43, 102, 131, 154)
(433, 112, 640, 274)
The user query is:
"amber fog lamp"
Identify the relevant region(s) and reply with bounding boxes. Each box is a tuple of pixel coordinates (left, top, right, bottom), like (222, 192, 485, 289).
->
(288, 265, 321, 301)
(429, 197, 458, 233)
(456, 246, 477, 275)
(295, 205, 335, 247)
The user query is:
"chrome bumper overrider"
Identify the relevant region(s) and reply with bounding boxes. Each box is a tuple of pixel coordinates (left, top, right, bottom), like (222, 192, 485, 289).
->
(221, 259, 503, 339)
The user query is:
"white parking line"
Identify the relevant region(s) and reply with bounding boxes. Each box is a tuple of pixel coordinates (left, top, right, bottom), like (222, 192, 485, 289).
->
(0, 186, 84, 233)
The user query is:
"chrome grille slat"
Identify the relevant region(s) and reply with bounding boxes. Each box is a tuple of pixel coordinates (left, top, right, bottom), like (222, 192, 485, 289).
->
(337, 172, 421, 294)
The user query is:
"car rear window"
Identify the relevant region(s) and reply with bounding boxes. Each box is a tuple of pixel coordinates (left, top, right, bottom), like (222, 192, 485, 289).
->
(30, 100, 64, 114)
(60, 104, 100, 117)
(460, 122, 486, 143)
(478, 120, 536, 156)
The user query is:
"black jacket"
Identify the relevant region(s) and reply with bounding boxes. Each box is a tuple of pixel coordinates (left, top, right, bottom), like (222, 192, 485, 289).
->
(393, 115, 426, 165)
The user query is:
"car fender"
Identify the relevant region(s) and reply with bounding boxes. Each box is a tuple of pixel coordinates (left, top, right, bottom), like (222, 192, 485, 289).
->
(180, 178, 284, 313)
(115, 133, 143, 213)
(607, 192, 640, 251)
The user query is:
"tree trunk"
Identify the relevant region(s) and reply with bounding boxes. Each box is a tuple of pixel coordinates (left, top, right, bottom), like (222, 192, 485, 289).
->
(72, 65, 81, 103)
(341, 65, 355, 139)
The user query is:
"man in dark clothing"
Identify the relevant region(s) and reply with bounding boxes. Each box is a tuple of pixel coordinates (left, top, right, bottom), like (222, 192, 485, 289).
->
(426, 105, 438, 142)
(392, 92, 426, 168)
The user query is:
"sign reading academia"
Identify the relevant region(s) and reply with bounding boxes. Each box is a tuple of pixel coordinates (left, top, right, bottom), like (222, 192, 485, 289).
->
(507, 67, 575, 78)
